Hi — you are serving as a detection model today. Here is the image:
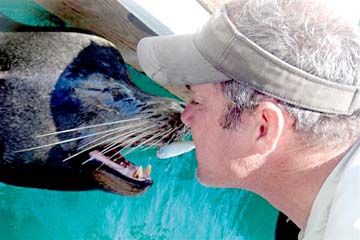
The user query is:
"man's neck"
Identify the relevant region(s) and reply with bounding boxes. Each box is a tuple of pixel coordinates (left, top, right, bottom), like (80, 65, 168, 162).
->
(252, 142, 352, 229)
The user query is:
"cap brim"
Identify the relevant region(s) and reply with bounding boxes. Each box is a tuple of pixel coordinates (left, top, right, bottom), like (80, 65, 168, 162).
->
(137, 34, 230, 86)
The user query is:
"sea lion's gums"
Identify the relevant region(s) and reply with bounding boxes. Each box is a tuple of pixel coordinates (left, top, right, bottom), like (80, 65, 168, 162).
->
(0, 32, 187, 196)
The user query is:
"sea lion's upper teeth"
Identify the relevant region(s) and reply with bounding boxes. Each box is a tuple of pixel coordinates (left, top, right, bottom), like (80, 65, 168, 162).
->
(145, 164, 152, 177)
(134, 166, 144, 179)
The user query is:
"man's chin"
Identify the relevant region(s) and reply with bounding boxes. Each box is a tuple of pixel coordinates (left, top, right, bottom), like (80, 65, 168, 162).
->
(196, 168, 237, 188)
(195, 169, 219, 187)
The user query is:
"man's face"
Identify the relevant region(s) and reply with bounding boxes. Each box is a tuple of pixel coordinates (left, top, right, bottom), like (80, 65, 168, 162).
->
(181, 83, 257, 187)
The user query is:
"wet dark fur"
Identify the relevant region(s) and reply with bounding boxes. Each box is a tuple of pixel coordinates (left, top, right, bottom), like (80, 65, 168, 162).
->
(0, 31, 183, 195)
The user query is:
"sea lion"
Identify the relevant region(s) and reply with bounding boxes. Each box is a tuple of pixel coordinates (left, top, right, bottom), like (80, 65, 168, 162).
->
(0, 31, 186, 196)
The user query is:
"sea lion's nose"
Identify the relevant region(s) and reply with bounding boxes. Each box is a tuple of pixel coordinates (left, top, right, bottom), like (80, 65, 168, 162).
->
(179, 102, 186, 109)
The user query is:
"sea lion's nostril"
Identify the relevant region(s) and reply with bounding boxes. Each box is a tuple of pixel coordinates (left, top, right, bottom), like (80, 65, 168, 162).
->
(179, 102, 186, 109)
(0, 54, 11, 72)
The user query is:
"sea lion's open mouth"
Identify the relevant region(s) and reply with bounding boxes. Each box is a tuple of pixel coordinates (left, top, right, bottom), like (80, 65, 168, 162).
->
(89, 149, 153, 196)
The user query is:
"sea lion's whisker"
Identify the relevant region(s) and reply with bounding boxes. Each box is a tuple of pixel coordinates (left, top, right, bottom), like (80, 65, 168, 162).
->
(116, 128, 165, 158)
(142, 128, 175, 151)
(107, 129, 158, 161)
(89, 120, 167, 170)
(99, 123, 158, 154)
(13, 123, 140, 153)
(78, 121, 150, 150)
(83, 125, 160, 165)
(138, 124, 184, 153)
(164, 123, 184, 140)
(36, 117, 143, 137)
(138, 101, 159, 106)
(179, 126, 190, 140)
(118, 124, 166, 148)
(153, 124, 184, 149)
(95, 163, 105, 171)
(139, 108, 176, 115)
(80, 127, 147, 157)
(142, 112, 168, 120)
(140, 129, 172, 148)
(108, 128, 160, 161)
(112, 152, 125, 162)
(136, 101, 172, 111)
(162, 124, 184, 147)
(65, 122, 153, 163)
(100, 124, 160, 157)
(82, 125, 159, 165)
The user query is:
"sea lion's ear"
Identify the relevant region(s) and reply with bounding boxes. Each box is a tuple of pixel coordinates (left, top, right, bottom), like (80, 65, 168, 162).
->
(253, 101, 284, 155)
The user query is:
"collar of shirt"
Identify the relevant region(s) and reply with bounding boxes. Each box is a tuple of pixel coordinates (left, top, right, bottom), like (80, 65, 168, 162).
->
(300, 140, 360, 239)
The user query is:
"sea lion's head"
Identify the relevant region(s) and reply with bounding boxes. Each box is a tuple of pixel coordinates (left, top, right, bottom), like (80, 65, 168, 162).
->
(0, 32, 188, 196)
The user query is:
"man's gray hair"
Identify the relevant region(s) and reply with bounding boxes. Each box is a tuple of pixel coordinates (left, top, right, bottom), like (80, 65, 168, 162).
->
(221, 0, 360, 145)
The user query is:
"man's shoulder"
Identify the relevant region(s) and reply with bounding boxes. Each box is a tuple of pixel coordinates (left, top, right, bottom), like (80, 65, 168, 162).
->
(303, 141, 360, 239)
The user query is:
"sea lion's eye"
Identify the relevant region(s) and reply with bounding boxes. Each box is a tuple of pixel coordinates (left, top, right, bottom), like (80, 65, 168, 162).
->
(108, 88, 130, 101)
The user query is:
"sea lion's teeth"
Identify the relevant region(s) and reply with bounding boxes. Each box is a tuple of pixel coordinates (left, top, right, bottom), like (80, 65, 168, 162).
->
(145, 164, 152, 177)
(134, 166, 144, 179)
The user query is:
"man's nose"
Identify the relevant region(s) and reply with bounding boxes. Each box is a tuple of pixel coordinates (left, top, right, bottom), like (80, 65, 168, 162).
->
(181, 105, 192, 127)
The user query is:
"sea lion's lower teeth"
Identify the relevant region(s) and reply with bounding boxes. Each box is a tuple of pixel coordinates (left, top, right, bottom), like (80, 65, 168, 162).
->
(134, 166, 144, 179)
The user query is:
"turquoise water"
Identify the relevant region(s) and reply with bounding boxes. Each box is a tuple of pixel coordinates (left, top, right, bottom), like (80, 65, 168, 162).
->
(0, 1, 279, 239)
(0, 149, 278, 239)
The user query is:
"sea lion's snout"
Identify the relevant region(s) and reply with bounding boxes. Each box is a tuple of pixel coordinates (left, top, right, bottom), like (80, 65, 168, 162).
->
(90, 150, 153, 196)
(0, 31, 187, 196)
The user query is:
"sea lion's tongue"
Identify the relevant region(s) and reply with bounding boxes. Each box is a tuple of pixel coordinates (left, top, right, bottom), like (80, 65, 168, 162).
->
(89, 150, 151, 179)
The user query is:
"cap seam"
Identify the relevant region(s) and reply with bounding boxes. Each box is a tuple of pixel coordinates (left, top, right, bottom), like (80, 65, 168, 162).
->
(217, 35, 237, 73)
(348, 88, 360, 113)
(150, 67, 167, 84)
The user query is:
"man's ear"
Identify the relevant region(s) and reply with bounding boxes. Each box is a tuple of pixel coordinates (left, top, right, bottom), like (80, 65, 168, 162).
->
(253, 101, 284, 155)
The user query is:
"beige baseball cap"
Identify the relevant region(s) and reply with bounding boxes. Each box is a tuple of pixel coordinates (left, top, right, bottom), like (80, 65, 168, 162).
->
(137, 5, 360, 115)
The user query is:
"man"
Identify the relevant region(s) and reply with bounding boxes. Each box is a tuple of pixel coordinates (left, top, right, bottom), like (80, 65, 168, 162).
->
(137, 0, 360, 239)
